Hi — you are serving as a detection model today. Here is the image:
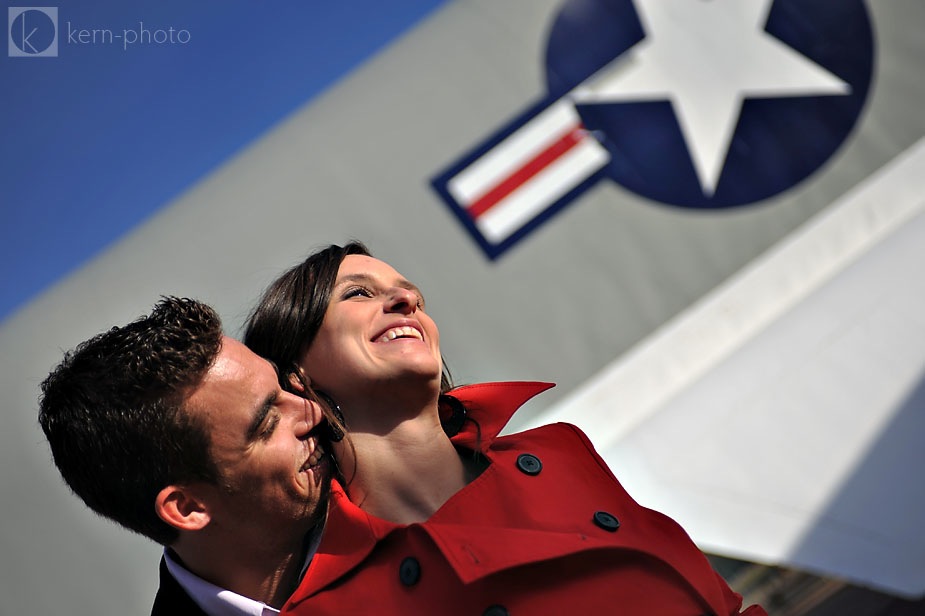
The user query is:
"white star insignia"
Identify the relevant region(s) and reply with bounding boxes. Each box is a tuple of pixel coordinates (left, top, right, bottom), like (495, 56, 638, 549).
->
(570, 0, 850, 195)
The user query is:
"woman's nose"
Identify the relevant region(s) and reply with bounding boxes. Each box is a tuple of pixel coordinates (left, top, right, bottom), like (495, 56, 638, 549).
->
(384, 287, 418, 313)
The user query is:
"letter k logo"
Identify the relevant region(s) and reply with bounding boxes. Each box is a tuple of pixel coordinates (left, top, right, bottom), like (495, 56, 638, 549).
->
(9, 7, 58, 57)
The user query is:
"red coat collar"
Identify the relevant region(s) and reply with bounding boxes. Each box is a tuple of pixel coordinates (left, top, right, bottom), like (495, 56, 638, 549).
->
(444, 381, 554, 451)
(284, 381, 554, 608)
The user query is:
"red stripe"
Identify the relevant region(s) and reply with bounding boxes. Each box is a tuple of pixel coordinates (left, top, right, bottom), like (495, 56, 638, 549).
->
(466, 124, 587, 220)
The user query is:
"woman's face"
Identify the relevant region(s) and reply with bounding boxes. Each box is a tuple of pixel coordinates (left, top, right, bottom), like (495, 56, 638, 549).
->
(300, 255, 442, 400)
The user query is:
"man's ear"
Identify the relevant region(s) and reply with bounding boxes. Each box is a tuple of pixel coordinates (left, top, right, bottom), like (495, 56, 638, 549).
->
(288, 368, 310, 393)
(155, 485, 211, 532)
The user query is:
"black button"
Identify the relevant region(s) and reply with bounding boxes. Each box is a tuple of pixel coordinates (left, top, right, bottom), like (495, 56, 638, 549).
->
(593, 510, 620, 532)
(515, 453, 542, 475)
(483, 605, 509, 616)
(399, 557, 421, 586)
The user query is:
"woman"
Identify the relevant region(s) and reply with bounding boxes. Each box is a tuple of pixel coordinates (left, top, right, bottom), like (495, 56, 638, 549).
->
(244, 242, 765, 615)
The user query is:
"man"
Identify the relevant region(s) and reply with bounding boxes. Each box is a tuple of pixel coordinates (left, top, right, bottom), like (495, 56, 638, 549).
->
(39, 297, 333, 615)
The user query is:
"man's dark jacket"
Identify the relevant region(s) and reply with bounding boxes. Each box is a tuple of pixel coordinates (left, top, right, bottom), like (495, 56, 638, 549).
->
(150, 558, 207, 616)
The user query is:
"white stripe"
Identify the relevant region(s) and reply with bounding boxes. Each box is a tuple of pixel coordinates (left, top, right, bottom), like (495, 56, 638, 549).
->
(476, 136, 610, 243)
(524, 135, 925, 441)
(446, 100, 583, 205)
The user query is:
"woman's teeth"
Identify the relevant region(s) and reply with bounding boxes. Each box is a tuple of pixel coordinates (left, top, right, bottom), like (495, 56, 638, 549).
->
(377, 326, 423, 343)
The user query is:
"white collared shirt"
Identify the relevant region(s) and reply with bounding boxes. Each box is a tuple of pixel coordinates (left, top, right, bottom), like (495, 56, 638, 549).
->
(164, 524, 323, 616)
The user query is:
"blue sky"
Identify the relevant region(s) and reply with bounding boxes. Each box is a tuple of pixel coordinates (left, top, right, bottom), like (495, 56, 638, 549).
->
(1, 1, 447, 322)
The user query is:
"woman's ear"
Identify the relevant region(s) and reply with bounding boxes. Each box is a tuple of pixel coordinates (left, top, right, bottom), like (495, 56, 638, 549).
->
(155, 485, 211, 532)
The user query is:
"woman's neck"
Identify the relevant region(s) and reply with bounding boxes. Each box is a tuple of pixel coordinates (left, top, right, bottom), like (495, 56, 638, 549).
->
(336, 406, 479, 524)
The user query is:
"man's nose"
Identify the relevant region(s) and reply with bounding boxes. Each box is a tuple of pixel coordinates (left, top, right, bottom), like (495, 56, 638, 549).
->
(288, 395, 315, 438)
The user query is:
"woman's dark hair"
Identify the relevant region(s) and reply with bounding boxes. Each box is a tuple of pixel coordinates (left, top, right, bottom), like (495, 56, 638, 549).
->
(244, 241, 454, 394)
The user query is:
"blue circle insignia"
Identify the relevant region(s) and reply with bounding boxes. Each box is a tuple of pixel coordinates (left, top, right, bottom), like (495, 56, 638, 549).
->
(544, 0, 874, 208)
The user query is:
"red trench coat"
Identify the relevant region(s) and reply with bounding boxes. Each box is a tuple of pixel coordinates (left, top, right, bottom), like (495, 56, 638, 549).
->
(283, 382, 766, 616)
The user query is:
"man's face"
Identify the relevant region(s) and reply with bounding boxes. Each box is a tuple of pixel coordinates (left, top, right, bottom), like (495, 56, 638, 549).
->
(185, 337, 331, 542)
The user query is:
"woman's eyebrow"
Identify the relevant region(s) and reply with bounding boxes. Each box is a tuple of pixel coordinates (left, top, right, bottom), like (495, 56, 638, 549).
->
(334, 273, 373, 288)
(336, 273, 423, 297)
